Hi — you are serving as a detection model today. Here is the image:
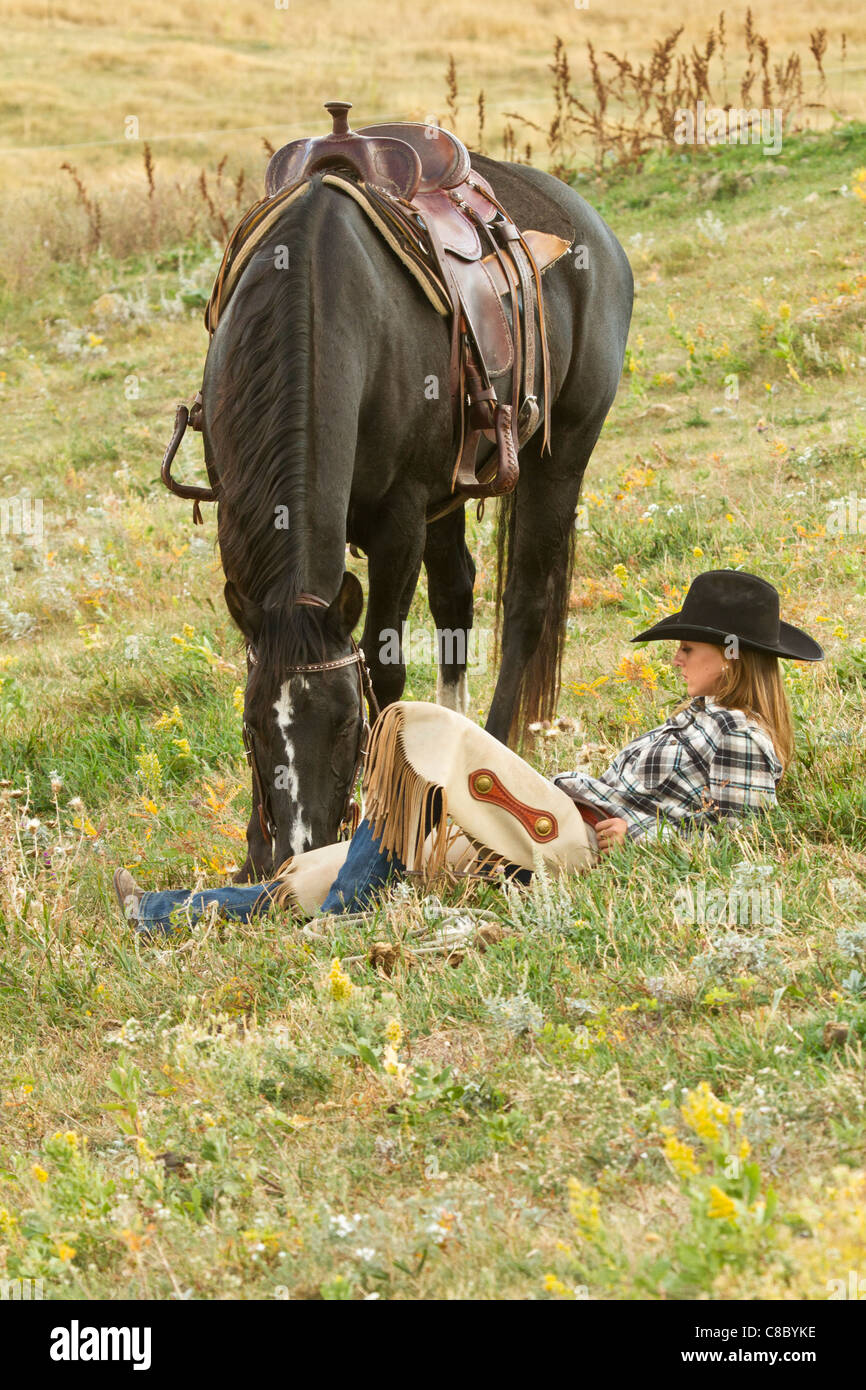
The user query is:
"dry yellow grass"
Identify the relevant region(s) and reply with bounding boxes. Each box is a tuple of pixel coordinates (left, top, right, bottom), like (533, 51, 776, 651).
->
(1, 1, 863, 195)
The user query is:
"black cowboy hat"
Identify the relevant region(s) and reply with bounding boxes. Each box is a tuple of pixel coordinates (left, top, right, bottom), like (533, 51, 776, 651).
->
(630, 570, 824, 662)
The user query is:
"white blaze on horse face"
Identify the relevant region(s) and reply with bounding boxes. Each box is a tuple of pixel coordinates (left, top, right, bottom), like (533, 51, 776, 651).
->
(273, 677, 314, 856)
(436, 669, 469, 716)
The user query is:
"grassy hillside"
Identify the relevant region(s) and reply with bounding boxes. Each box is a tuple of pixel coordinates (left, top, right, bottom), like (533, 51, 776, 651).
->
(1, 23, 866, 1298)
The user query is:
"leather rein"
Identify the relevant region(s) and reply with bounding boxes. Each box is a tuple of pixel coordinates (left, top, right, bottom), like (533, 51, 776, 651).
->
(242, 593, 380, 851)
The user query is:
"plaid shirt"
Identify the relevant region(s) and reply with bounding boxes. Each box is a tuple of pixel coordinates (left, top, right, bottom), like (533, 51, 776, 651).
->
(553, 695, 783, 843)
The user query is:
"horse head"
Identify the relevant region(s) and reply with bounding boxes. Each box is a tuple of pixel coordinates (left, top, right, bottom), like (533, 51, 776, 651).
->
(224, 572, 367, 877)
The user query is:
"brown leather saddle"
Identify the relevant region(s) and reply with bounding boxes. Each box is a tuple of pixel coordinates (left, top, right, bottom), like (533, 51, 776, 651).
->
(263, 102, 567, 500)
(162, 102, 571, 518)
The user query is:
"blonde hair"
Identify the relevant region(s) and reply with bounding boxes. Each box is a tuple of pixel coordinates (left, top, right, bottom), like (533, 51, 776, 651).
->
(673, 645, 794, 772)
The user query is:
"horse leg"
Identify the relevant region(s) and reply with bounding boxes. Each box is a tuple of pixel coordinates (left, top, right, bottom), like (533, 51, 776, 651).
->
(361, 516, 427, 710)
(423, 506, 476, 715)
(484, 411, 607, 746)
(234, 806, 273, 883)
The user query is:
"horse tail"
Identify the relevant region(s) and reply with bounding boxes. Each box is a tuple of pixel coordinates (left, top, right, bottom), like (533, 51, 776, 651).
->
(493, 490, 576, 747)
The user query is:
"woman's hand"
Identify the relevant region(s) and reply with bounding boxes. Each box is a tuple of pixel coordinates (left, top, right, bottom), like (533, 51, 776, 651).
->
(594, 817, 629, 852)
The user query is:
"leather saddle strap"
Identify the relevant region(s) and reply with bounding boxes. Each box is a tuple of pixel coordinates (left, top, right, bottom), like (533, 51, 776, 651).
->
(428, 199, 519, 498)
(456, 208, 522, 497)
(509, 240, 539, 445)
(419, 210, 473, 493)
(468, 181, 553, 454)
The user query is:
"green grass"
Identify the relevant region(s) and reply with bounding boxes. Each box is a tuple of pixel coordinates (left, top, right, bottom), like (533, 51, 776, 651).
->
(1, 124, 866, 1300)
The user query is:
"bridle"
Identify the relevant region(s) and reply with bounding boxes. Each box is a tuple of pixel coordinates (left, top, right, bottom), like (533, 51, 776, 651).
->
(242, 592, 380, 853)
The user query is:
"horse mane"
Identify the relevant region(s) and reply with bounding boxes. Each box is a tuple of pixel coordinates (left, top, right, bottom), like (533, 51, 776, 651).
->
(210, 186, 331, 678)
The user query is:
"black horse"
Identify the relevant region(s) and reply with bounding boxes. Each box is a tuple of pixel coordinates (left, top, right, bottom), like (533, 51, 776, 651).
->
(203, 153, 633, 881)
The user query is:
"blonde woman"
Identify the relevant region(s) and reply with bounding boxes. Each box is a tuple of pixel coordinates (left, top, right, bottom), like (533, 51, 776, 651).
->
(116, 570, 823, 931)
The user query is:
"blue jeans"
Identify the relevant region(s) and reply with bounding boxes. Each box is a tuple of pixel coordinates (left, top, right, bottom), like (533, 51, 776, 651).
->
(134, 817, 400, 935)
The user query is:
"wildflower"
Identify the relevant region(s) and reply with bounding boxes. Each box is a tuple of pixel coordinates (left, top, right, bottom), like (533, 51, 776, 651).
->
(87, 332, 103, 347)
(232, 686, 245, 713)
(543, 1272, 571, 1297)
(329, 1212, 362, 1238)
(384, 1017, 402, 1047)
(53, 1130, 80, 1150)
(135, 749, 163, 797)
(32, 1164, 49, 1183)
(662, 1129, 701, 1178)
(172, 738, 192, 758)
(692, 546, 703, 558)
(568, 1178, 602, 1241)
(680, 1081, 730, 1143)
(154, 704, 183, 731)
(55, 1241, 77, 1261)
(49, 771, 64, 795)
(0, 1206, 17, 1232)
(72, 815, 98, 838)
(327, 957, 353, 1002)
(426, 1206, 460, 1244)
(612, 562, 628, 587)
(707, 1185, 738, 1224)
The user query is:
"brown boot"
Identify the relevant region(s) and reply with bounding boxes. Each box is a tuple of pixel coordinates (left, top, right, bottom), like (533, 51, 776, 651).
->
(113, 867, 144, 922)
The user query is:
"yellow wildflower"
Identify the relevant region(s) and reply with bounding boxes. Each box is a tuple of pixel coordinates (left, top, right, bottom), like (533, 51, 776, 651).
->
(52, 1130, 79, 1150)
(543, 1272, 571, 1297)
(568, 1178, 602, 1241)
(662, 1130, 701, 1178)
(612, 562, 628, 587)
(173, 738, 192, 758)
(327, 957, 353, 1002)
(692, 546, 703, 558)
(232, 686, 245, 713)
(707, 1185, 738, 1224)
(154, 704, 183, 731)
(32, 1164, 49, 1183)
(681, 1081, 730, 1144)
(385, 1018, 402, 1047)
(135, 749, 163, 796)
(55, 1241, 77, 1261)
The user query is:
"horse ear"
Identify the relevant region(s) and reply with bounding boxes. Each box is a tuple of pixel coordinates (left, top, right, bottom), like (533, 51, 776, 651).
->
(224, 580, 264, 642)
(325, 572, 364, 639)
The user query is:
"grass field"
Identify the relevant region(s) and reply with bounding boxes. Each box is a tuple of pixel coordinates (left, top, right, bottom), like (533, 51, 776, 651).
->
(1, 4, 866, 1301)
